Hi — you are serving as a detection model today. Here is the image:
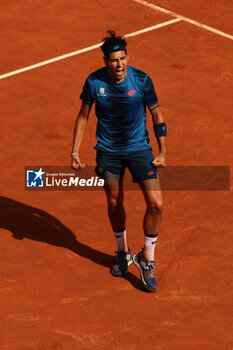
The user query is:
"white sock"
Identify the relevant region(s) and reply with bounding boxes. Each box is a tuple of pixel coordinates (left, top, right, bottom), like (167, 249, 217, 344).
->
(113, 228, 127, 251)
(143, 233, 158, 261)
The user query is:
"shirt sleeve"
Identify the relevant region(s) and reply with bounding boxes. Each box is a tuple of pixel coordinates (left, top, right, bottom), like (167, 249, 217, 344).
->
(80, 76, 95, 104)
(142, 74, 158, 107)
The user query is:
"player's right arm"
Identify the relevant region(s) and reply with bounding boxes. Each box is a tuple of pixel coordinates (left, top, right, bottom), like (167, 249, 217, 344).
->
(71, 102, 92, 171)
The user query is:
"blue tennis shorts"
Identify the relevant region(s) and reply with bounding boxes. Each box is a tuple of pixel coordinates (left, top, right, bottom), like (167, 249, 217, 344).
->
(96, 149, 158, 183)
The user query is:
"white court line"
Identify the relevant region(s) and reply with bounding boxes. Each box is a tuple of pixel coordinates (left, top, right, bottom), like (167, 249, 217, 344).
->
(133, 0, 233, 40)
(0, 18, 180, 80)
(125, 18, 181, 37)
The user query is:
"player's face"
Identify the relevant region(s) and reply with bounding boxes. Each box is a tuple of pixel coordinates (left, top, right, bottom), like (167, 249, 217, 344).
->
(105, 50, 129, 83)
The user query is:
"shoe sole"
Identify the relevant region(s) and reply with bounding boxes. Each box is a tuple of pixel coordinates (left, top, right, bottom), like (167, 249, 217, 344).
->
(133, 254, 156, 292)
(128, 259, 133, 267)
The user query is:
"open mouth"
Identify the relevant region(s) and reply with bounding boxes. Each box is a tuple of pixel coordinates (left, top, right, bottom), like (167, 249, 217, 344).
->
(116, 68, 124, 77)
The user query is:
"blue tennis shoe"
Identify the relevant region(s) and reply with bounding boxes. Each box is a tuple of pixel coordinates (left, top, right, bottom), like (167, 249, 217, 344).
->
(111, 248, 133, 277)
(133, 250, 157, 291)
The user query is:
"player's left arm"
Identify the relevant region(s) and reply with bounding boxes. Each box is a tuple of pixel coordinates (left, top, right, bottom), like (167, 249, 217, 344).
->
(149, 104, 167, 167)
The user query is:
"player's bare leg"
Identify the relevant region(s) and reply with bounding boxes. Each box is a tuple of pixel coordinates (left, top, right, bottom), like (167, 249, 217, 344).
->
(138, 178, 163, 260)
(133, 178, 162, 291)
(103, 175, 132, 276)
(104, 177, 126, 233)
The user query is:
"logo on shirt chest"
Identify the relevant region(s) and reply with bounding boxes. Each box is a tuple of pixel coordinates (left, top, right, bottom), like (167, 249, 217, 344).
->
(98, 87, 107, 96)
(127, 90, 136, 96)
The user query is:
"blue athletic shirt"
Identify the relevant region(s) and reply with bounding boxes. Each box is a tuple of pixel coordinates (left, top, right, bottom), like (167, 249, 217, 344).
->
(80, 65, 158, 153)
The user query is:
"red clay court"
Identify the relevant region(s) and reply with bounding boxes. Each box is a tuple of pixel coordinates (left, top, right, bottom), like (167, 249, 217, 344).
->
(1, 1, 233, 349)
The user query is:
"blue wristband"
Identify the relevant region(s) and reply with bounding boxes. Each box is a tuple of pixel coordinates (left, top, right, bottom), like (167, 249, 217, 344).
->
(153, 122, 167, 138)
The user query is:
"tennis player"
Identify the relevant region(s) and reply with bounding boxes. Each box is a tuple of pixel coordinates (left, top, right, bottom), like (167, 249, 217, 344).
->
(71, 30, 167, 291)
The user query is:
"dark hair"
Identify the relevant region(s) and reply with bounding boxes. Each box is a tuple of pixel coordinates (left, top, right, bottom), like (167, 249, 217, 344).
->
(101, 30, 127, 59)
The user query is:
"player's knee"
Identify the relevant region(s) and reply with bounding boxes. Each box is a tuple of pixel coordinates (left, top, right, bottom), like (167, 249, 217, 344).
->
(107, 192, 124, 209)
(147, 199, 163, 215)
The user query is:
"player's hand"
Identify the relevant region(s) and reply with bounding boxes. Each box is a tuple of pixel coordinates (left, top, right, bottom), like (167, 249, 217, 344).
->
(152, 152, 166, 168)
(71, 155, 86, 171)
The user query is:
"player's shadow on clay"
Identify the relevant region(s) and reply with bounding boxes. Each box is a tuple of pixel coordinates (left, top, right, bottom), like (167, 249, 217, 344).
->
(0, 196, 148, 292)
